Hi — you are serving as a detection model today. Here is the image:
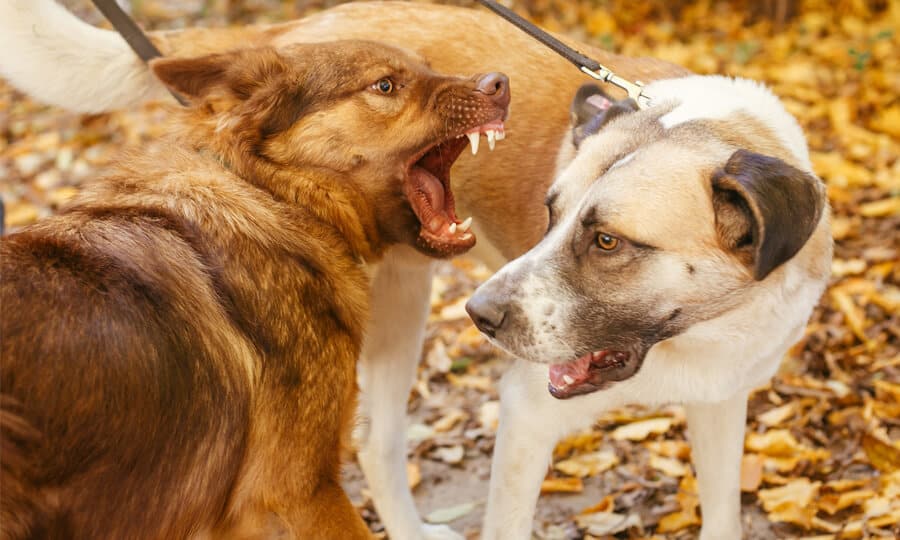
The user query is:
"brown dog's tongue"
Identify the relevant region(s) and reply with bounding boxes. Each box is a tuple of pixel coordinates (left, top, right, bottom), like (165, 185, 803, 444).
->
(413, 167, 445, 211)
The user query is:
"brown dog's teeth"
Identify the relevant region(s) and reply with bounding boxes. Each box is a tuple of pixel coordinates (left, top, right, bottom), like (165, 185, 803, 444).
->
(466, 132, 479, 155)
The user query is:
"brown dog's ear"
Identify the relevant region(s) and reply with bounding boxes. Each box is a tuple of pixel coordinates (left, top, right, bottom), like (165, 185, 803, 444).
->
(712, 149, 825, 280)
(570, 83, 638, 148)
(150, 48, 286, 101)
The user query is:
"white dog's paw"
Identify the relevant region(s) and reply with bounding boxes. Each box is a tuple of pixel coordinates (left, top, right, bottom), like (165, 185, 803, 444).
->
(422, 523, 464, 540)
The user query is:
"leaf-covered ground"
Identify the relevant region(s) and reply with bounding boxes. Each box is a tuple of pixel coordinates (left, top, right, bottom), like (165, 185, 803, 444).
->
(1, 1, 897, 538)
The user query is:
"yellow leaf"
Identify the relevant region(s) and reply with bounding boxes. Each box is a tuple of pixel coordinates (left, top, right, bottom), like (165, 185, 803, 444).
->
(649, 454, 689, 477)
(579, 495, 615, 515)
(445, 373, 492, 392)
(757, 402, 798, 427)
(870, 105, 900, 137)
(758, 479, 821, 528)
(407, 462, 421, 490)
(741, 453, 763, 492)
(645, 440, 691, 460)
(858, 197, 900, 218)
(862, 432, 900, 473)
(554, 450, 619, 478)
(817, 489, 875, 514)
(431, 408, 468, 433)
(540, 476, 584, 494)
(611, 417, 673, 441)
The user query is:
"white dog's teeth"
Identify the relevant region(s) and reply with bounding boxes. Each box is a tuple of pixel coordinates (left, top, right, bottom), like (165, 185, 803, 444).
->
(467, 132, 480, 155)
(460, 232, 473, 241)
(449, 222, 457, 234)
(459, 216, 472, 232)
(562, 375, 575, 385)
(486, 130, 496, 150)
(495, 130, 505, 140)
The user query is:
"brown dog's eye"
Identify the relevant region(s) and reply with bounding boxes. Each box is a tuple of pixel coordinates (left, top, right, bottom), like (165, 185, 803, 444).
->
(374, 78, 394, 94)
(595, 233, 620, 251)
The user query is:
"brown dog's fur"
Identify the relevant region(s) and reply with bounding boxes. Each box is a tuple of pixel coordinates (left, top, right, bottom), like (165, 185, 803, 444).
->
(0, 41, 507, 539)
(144, 1, 689, 263)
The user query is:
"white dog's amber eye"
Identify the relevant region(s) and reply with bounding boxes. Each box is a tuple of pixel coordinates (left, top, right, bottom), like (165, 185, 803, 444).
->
(373, 78, 394, 94)
(595, 233, 620, 251)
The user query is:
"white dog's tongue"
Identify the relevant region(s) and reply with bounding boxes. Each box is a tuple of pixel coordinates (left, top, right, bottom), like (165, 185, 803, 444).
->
(548, 354, 592, 389)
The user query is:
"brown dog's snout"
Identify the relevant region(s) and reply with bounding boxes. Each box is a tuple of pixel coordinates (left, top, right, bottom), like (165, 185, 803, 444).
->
(475, 72, 510, 110)
(466, 289, 508, 338)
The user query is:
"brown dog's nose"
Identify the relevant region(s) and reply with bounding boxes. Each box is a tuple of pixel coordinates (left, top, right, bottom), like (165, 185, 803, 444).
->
(475, 72, 510, 110)
(466, 293, 507, 338)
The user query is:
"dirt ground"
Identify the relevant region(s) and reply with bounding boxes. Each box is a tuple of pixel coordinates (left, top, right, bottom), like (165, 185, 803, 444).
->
(1, 1, 898, 539)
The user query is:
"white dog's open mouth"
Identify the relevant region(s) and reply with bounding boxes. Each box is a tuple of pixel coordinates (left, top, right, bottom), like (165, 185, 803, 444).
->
(547, 349, 640, 399)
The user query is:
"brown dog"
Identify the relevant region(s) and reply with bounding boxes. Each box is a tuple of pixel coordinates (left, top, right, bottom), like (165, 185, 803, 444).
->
(0, 2, 687, 538)
(0, 40, 508, 539)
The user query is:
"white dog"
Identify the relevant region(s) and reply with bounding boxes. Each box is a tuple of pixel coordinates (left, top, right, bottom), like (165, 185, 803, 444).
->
(467, 76, 831, 539)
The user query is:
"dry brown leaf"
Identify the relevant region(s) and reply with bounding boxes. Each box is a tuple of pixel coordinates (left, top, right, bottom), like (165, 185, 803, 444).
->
(574, 511, 641, 536)
(758, 478, 821, 528)
(657, 474, 700, 533)
(554, 450, 619, 478)
(407, 462, 421, 491)
(445, 373, 492, 392)
(757, 402, 799, 427)
(478, 400, 499, 432)
(431, 408, 468, 433)
(858, 197, 900, 217)
(741, 453, 763, 492)
(579, 495, 615, 515)
(611, 417, 673, 441)
(649, 454, 689, 477)
(861, 432, 900, 473)
(817, 489, 875, 515)
(645, 440, 691, 460)
(540, 476, 584, 494)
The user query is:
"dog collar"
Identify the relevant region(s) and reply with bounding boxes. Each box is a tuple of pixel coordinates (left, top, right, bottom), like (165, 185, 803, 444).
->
(477, 0, 652, 109)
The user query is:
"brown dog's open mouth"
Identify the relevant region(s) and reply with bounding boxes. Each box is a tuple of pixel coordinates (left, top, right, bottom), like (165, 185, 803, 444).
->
(547, 349, 641, 399)
(405, 120, 505, 257)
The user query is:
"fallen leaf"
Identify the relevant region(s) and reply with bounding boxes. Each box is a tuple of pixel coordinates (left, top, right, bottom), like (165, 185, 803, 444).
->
(478, 400, 500, 432)
(407, 462, 421, 490)
(611, 417, 673, 441)
(649, 454, 689, 477)
(758, 478, 820, 528)
(431, 445, 465, 465)
(425, 501, 476, 524)
(741, 453, 763, 492)
(574, 511, 641, 535)
(554, 450, 619, 478)
(445, 373, 492, 392)
(861, 432, 900, 473)
(540, 477, 584, 494)
(431, 408, 468, 433)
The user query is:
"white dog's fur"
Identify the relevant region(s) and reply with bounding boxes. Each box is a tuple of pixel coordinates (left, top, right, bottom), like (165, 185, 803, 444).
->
(474, 77, 830, 539)
(0, 3, 829, 539)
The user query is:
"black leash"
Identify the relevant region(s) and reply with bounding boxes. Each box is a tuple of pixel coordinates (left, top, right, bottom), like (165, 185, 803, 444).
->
(90, 0, 188, 106)
(475, 0, 652, 108)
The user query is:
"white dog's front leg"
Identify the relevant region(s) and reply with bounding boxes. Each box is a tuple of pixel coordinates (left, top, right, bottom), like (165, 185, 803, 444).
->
(483, 360, 600, 540)
(685, 390, 749, 540)
(356, 249, 461, 540)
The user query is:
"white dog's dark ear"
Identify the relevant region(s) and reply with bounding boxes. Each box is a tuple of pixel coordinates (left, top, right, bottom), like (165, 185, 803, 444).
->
(570, 83, 638, 148)
(711, 149, 825, 280)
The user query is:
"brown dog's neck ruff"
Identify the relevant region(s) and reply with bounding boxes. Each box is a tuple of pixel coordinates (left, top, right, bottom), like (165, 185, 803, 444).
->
(177, 117, 382, 263)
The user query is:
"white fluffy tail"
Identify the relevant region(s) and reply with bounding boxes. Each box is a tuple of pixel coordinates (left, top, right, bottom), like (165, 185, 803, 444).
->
(0, 0, 169, 112)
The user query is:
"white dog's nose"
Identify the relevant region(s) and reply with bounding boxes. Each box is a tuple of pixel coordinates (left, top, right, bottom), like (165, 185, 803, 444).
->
(466, 293, 507, 337)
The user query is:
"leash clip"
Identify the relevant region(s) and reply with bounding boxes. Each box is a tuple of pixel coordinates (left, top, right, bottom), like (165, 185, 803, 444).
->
(580, 66, 652, 109)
